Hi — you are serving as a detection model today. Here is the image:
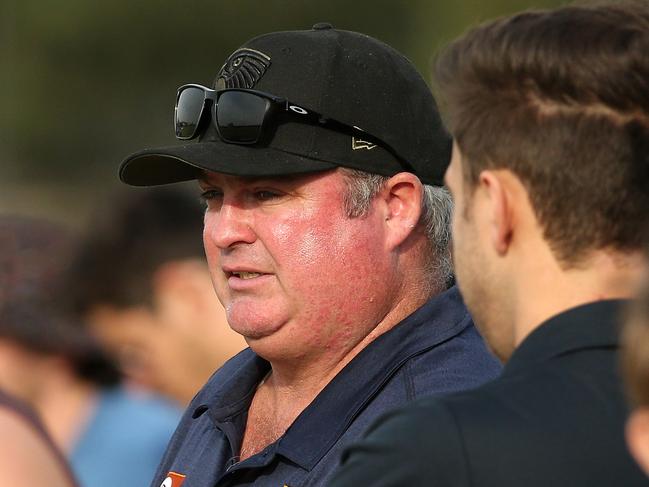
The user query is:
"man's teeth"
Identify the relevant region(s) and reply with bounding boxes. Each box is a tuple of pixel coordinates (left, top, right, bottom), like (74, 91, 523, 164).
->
(234, 272, 262, 280)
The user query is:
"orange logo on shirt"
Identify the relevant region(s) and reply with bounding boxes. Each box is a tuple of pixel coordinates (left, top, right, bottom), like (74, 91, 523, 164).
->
(160, 472, 186, 487)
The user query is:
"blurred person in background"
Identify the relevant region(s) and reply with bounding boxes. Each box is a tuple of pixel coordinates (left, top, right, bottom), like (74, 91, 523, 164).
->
(65, 186, 246, 406)
(332, 2, 649, 486)
(0, 384, 78, 486)
(0, 215, 180, 487)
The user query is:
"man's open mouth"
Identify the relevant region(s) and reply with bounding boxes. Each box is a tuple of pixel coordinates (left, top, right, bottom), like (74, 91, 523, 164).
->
(229, 271, 263, 280)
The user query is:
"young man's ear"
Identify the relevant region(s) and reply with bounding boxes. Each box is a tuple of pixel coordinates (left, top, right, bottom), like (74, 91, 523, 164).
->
(382, 172, 424, 250)
(478, 169, 514, 256)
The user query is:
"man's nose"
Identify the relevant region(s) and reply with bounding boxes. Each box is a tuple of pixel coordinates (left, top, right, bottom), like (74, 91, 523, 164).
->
(203, 202, 256, 250)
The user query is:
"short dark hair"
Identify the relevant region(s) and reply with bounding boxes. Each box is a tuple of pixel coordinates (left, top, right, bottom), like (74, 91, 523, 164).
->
(67, 186, 206, 313)
(0, 215, 120, 386)
(435, 2, 649, 266)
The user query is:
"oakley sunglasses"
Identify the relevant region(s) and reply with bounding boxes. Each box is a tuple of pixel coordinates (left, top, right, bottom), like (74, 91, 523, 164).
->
(174, 84, 414, 172)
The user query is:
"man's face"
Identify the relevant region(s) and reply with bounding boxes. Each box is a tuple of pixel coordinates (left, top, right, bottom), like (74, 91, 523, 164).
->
(445, 143, 509, 361)
(200, 169, 395, 361)
(87, 304, 220, 404)
(87, 306, 182, 397)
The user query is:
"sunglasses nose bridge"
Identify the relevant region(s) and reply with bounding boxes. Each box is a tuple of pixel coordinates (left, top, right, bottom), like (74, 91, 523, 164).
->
(194, 88, 215, 137)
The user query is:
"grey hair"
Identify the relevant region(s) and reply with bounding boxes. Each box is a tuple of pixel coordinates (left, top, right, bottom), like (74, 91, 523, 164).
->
(341, 169, 454, 293)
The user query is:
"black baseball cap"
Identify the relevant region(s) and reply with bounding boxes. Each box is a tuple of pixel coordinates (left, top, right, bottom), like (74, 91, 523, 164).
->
(119, 23, 451, 187)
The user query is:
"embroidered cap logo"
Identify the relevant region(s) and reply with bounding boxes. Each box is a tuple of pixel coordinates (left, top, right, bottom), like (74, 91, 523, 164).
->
(351, 126, 377, 151)
(215, 48, 271, 90)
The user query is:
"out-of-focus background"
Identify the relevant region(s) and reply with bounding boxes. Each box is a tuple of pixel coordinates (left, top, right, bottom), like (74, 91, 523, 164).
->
(1, 0, 566, 226)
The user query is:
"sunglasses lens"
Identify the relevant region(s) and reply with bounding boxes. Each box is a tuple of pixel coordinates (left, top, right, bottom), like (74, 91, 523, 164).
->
(216, 91, 270, 143)
(175, 87, 206, 139)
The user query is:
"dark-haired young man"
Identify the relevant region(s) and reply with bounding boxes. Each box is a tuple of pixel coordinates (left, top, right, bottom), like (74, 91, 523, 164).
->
(118, 24, 501, 487)
(332, 3, 649, 486)
(0, 215, 180, 487)
(67, 187, 246, 406)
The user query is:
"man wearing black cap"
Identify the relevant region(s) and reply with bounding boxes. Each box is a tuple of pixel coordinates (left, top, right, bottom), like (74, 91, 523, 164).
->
(120, 24, 500, 487)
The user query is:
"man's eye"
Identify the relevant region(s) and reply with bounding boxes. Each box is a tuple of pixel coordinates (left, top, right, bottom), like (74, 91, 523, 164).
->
(200, 189, 223, 202)
(254, 190, 281, 201)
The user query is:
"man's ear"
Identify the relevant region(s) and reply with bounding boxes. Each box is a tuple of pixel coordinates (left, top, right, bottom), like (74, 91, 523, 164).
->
(382, 172, 424, 251)
(627, 409, 649, 476)
(478, 170, 514, 256)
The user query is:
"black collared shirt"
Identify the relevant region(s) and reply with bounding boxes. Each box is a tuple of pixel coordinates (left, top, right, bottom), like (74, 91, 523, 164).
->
(149, 286, 501, 487)
(332, 300, 648, 487)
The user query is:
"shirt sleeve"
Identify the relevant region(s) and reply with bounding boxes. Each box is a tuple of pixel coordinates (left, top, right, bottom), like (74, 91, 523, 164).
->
(329, 398, 471, 487)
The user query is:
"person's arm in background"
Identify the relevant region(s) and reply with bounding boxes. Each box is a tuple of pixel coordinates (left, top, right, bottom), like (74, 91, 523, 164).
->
(0, 408, 77, 487)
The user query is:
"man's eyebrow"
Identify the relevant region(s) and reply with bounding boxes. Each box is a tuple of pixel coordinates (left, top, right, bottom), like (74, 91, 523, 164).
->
(198, 171, 219, 185)
(197, 176, 271, 187)
(198, 172, 306, 186)
(197, 176, 214, 188)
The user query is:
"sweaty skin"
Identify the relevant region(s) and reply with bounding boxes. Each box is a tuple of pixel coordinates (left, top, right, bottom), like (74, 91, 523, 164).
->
(200, 170, 398, 368)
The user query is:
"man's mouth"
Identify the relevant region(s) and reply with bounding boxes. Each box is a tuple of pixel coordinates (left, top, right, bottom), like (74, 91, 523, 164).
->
(230, 271, 263, 280)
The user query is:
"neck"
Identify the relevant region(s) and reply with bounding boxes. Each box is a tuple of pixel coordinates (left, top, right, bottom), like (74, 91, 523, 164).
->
(513, 248, 645, 348)
(271, 288, 429, 396)
(263, 250, 434, 393)
(240, 284, 431, 459)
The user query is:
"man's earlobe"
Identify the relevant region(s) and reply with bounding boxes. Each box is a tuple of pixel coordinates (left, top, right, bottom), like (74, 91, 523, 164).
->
(383, 173, 424, 250)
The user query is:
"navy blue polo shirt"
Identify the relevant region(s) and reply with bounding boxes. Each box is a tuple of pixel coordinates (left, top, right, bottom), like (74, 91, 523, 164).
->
(150, 286, 501, 487)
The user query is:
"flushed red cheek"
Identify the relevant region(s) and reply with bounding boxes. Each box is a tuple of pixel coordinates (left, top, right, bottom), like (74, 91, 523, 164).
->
(286, 230, 388, 341)
(265, 209, 341, 267)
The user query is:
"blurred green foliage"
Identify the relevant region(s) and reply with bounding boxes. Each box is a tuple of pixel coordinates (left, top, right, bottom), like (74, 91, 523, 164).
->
(1, 0, 566, 217)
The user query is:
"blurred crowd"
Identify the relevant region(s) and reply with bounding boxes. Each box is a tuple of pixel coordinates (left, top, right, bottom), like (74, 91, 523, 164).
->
(0, 188, 245, 486)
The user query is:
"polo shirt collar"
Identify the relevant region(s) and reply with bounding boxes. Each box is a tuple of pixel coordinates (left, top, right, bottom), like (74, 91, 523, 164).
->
(191, 352, 270, 423)
(193, 285, 471, 471)
(504, 299, 624, 374)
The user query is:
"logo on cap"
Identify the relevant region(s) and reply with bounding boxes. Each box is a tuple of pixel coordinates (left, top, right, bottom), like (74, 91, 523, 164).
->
(216, 48, 271, 90)
(352, 137, 377, 151)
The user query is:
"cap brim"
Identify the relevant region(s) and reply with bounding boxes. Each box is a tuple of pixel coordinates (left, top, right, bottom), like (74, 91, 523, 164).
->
(119, 141, 338, 186)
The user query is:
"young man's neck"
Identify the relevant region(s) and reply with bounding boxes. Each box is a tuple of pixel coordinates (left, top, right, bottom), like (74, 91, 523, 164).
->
(513, 248, 646, 349)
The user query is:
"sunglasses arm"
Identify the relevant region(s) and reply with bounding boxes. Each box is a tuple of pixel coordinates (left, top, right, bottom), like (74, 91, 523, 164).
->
(281, 106, 416, 174)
